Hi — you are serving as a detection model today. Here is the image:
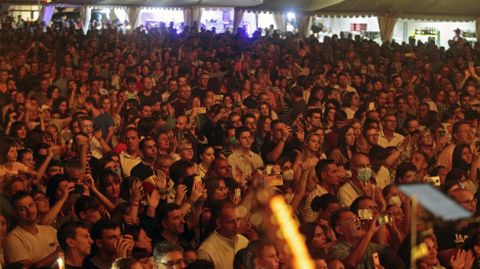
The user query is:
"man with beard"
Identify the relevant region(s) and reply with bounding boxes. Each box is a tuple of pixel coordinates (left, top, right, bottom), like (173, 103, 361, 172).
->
(57, 221, 94, 269)
(4, 192, 61, 268)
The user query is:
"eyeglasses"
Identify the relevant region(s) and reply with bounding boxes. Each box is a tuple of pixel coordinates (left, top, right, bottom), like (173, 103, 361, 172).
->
(158, 259, 186, 268)
(341, 217, 360, 226)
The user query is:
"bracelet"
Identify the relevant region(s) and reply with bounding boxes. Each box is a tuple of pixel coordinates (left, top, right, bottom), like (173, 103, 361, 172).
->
(129, 202, 139, 207)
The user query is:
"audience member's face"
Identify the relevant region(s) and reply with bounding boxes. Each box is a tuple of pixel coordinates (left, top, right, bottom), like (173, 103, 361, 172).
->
(14, 195, 38, 224)
(136, 229, 152, 254)
(382, 115, 397, 132)
(162, 209, 185, 235)
(256, 245, 280, 269)
(32, 192, 50, 214)
(216, 206, 240, 238)
(157, 250, 186, 269)
(238, 131, 253, 150)
(105, 176, 120, 199)
(454, 123, 473, 144)
(82, 208, 102, 225)
(310, 225, 328, 249)
(72, 227, 94, 257)
(214, 159, 231, 178)
(176, 116, 187, 130)
(142, 140, 157, 159)
(410, 152, 428, 172)
(419, 237, 439, 266)
(308, 112, 322, 128)
(212, 180, 229, 201)
(335, 211, 364, 239)
(98, 228, 121, 255)
(200, 147, 215, 165)
(157, 134, 170, 151)
(322, 163, 341, 187)
(450, 190, 477, 213)
(365, 128, 379, 145)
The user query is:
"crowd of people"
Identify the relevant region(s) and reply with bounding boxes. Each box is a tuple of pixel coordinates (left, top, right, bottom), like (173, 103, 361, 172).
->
(1, 13, 480, 269)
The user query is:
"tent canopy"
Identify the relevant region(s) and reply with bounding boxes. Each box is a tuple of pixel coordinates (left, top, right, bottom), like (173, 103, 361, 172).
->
(249, 0, 480, 21)
(3, 0, 263, 7)
(3, 0, 480, 21)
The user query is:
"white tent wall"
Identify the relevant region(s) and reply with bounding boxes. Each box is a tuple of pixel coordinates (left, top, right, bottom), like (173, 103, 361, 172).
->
(391, 19, 475, 47)
(201, 8, 233, 33)
(321, 16, 379, 36)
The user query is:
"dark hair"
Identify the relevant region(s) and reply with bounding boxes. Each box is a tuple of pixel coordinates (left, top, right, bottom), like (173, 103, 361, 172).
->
(0, 137, 17, 164)
(9, 121, 26, 139)
(137, 118, 155, 137)
(350, 196, 372, 214)
(74, 195, 100, 218)
(9, 191, 31, 209)
(158, 203, 181, 226)
(233, 247, 248, 269)
(342, 92, 356, 108)
(57, 221, 89, 251)
(329, 208, 351, 236)
(139, 136, 155, 152)
(46, 174, 71, 205)
(169, 160, 195, 185)
(315, 159, 336, 181)
(235, 126, 251, 140)
(395, 162, 417, 183)
(97, 169, 121, 194)
(452, 144, 471, 172)
(311, 193, 340, 212)
(336, 125, 356, 164)
(185, 259, 215, 269)
(299, 223, 324, 250)
(91, 219, 119, 242)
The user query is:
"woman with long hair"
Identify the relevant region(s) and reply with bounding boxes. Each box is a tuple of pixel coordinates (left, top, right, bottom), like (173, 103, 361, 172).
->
(452, 144, 479, 190)
(329, 125, 356, 168)
(196, 144, 215, 178)
(293, 133, 322, 184)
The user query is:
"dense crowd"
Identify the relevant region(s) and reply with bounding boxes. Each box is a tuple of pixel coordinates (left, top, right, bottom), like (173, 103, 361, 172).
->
(1, 14, 480, 269)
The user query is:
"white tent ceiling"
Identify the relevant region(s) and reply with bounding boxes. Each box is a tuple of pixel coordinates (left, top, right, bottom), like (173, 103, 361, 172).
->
(3, 0, 263, 7)
(3, 0, 480, 21)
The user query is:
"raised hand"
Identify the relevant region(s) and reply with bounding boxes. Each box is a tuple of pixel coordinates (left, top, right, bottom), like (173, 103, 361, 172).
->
(146, 189, 161, 209)
(175, 184, 187, 205)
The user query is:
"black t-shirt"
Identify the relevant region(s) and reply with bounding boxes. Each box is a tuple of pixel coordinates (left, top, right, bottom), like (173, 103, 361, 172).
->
(131, 162, 155, 182)
(434, 221, 478, 251)
(138, 91, 161, 106)
(260, 139, 299, 165)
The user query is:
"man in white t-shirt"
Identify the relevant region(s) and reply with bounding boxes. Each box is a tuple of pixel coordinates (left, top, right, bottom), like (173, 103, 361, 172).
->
(197, 201, 249, 269)
(4, 192, 60, 268)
